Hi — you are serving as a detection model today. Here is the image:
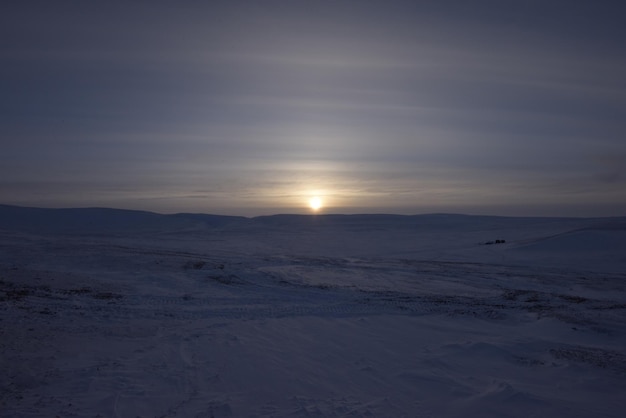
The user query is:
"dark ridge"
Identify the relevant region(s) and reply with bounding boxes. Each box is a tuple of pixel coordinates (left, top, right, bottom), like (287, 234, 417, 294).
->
(248, 213, 532, 228)
(0, 204, 242, 234)
(1, 204, 624, 235)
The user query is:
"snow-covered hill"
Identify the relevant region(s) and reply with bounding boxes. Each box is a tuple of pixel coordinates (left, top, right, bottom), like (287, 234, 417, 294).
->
(1, 205, 625, 417)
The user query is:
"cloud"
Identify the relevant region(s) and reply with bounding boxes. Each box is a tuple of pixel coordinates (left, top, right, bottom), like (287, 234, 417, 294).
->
(1, 1, 625, 215)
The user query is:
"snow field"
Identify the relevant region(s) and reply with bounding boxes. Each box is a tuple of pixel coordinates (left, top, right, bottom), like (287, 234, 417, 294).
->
(1, 213, 625, 417)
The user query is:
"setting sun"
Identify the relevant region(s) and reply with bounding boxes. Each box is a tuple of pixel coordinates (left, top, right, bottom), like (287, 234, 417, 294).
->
(308, 196, 323, 211)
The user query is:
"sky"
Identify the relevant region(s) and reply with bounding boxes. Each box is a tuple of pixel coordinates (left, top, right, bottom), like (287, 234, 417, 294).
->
(2, 1, 626, 217)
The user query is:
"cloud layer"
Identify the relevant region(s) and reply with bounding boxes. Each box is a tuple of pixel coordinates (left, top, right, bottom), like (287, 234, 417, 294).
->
(2, 1, 625, 216)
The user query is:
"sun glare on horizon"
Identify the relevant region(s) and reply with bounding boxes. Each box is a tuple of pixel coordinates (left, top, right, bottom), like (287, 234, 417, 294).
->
(308, 196, 323, 212)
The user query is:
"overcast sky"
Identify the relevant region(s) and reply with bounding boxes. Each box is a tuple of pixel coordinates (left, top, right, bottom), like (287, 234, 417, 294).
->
(2, 1, 625, 216)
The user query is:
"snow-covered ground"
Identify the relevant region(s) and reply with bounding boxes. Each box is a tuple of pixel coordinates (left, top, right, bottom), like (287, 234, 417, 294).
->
(1, 207, 625, 417)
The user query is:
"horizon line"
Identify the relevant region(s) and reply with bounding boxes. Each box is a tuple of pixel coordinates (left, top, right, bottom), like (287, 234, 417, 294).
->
(1, 203, 624, 220)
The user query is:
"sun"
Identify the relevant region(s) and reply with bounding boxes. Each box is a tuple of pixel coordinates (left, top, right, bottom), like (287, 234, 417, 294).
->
(308, 196, 323, 212)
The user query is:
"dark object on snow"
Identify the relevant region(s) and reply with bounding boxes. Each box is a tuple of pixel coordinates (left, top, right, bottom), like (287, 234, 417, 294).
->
(483, 239, 506, 245)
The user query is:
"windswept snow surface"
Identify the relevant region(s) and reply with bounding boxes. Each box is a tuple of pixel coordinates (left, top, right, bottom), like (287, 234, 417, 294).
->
(1, 208, 625, 417)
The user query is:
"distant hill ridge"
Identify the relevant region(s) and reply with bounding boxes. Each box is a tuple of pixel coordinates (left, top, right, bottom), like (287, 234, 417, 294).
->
(0, 204, 243, 234)
(0, 204, 624, 235)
